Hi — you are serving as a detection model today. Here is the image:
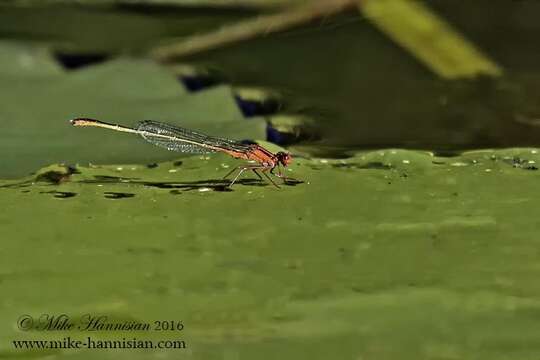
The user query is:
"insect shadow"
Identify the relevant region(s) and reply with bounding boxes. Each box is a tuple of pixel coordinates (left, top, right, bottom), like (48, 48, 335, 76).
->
(78, 176, 302, 193)
(142, 178, 262, 192)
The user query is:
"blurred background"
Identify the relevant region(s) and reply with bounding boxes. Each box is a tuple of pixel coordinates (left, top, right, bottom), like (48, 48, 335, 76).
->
(4, 2, 540, 360)
(2, 0, 540, 177)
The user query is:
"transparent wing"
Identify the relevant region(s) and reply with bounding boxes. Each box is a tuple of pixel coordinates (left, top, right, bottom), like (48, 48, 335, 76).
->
(136, 120, 253, 154)
(136, 120, 219, 153)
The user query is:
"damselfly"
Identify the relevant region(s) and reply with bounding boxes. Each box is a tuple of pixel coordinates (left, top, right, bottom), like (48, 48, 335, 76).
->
(70, 118, 295, 188)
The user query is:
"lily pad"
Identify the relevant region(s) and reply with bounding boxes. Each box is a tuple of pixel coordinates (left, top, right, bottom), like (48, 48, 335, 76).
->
(2, 148, 540, 359)
(0, 42, 265, 178)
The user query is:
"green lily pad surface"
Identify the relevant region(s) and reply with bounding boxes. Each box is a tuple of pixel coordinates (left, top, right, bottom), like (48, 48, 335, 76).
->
(0, 42, 265, 178)
(2, 148, 540, 359)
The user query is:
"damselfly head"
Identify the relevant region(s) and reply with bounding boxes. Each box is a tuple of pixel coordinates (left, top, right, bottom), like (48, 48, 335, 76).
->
(276, 152, 292, 166)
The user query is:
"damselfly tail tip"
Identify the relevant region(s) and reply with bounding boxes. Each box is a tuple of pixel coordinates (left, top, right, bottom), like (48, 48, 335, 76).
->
(70, 118, 96, 127)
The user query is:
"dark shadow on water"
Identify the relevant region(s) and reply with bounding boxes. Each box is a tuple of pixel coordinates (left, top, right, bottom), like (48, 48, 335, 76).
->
(92, 175, 141, 182)
(79, 175, 304, 192)
(143, 177, 304, 190)
(53, 52, 110, 70)
(141, 178, 245, 192)
(39, 190, 77, 198)
(281, 178, 304, 186)
(104, 192, 136, 199)
(0, 174, 303, 192)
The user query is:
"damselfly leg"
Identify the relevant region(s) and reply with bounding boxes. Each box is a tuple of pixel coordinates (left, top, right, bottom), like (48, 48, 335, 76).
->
(225, 165, 280, 188)
(222, 166, 240, 180)
(261, 168, 281, 188)
(223, 166, 262, 181)
(270, 166, 297, 184)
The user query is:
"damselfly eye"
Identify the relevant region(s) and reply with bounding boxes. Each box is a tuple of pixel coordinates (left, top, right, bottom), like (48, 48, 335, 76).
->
(276, 152, 291, 166)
